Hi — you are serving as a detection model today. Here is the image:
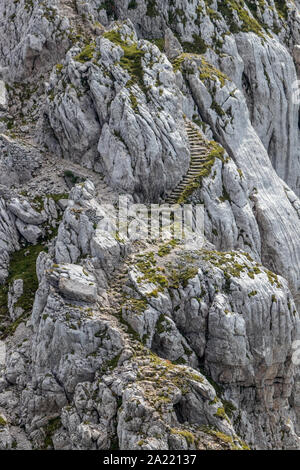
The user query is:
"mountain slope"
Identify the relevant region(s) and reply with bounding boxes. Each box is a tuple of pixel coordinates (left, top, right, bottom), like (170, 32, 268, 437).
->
(0, 0, 299, 450)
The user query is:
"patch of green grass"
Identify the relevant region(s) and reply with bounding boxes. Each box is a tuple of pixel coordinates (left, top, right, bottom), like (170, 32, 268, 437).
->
(218, 0, 265, 37)
(150, 38, 165, 52)
(168, 266, 199, 289)
(99, 0, 116, 17)
(43, 417, 61, 449)
(74, 42, 96, 63)
(170, 428, 195, 446)
(128, 0, 137, 9)
(157, 240, 177, 257)
(64, 170, 82, 185)
(182, 34, 207, 54)
(222, 399, 237, 418)
(0, 244, 45, 338)
(156, 313, 166, 334)
(273, 0, 289, 20)
(146, 0, 159, 17)
(198, 57, 229, 88)
(106, 352, 122, 370)
(136, 252, 168, 291)
(125, 297, 148, 315)
(103, 30, 146, 91)
(211, 100, 226, 117)
(0, 416, 7, 427)
(248, 290, 257, 297)
(203, 427, 242, 450)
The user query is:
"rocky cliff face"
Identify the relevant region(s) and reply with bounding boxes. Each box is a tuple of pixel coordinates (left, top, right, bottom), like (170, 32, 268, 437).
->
(0, 0, 299, 450)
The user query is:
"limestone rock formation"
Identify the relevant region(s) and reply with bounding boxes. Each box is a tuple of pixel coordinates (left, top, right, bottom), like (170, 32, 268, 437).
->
(0, 0, 299, 451)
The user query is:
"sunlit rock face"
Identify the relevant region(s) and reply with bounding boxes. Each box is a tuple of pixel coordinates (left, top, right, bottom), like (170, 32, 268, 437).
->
(0, 0, 299, 450)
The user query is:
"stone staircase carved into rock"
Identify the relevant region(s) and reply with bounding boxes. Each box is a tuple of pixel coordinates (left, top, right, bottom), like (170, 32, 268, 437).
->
(166, 119, 212, 204)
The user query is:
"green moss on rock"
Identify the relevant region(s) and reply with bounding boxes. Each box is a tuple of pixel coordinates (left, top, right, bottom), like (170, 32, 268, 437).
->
(103, 30, 146, 91)
(0, 244, 45, 338)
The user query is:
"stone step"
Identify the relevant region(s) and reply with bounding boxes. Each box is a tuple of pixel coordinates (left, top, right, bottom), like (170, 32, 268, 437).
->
(176, 184, 188, 189)
(164, 119, 209, 202)
(183, 178, 198, 183)
(183, 174, 197, 179)
(172, 188, 185, 193)
(172, 189, 186, 194)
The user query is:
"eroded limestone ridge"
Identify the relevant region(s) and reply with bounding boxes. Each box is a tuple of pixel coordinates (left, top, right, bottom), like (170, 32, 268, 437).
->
(0, 0, 299, 450)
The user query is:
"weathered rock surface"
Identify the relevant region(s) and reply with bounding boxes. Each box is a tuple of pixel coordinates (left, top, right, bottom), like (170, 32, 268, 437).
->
(0, 0, 299, 452)
(44, 21, 190, 200)
(0, 187, 65, 283)
(0, 0, 72, 82)
(0, 135, 42, 187)
(123, 246, 300, 449)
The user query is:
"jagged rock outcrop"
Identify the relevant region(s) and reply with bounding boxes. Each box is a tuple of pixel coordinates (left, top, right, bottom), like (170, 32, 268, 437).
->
(44, 21, 190, 200)
(0, 187, 65, 283)
(0, 182, 299, 449)
(78, 0, 300, 196)
(177, 54, 300, 306)
(0, 0, 299, 452)
(124, 245, 300, 449)
(0, 197, 250, 449)
(55, 180, 129, 284)
(0, 0, 72, 82)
